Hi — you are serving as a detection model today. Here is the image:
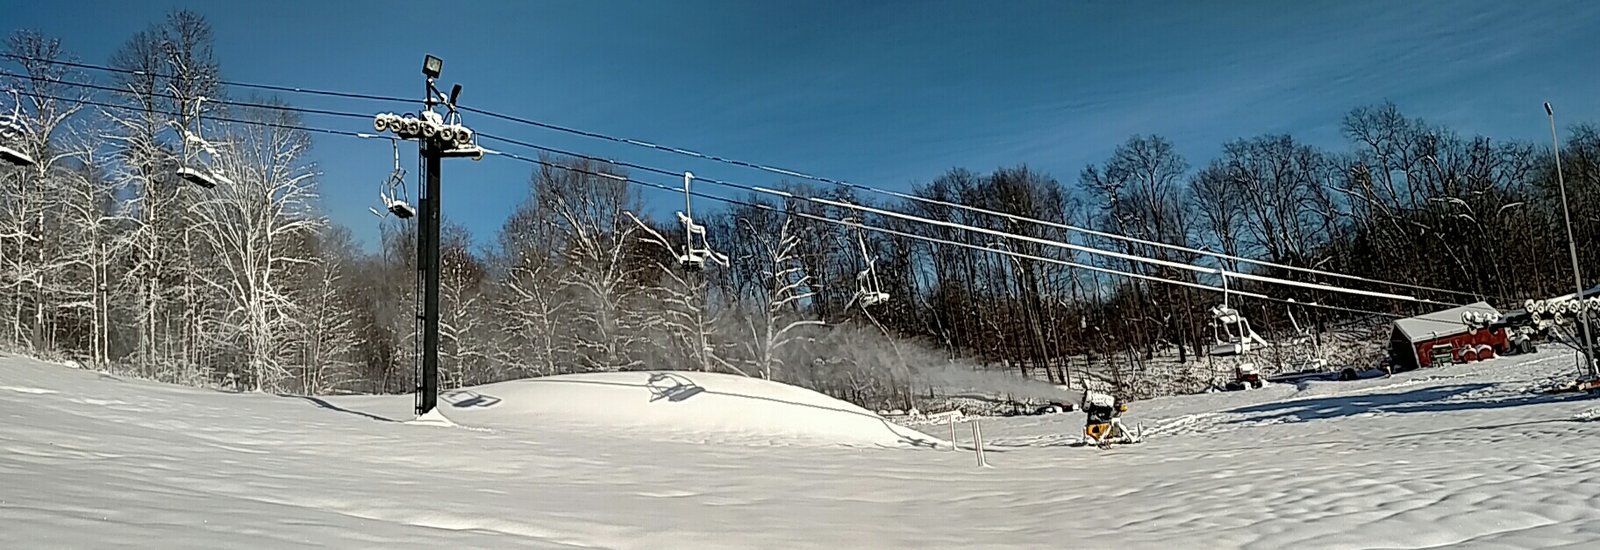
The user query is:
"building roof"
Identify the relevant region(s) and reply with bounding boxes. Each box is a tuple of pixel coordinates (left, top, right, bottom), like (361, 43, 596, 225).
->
(1393, 301, 1501, 344)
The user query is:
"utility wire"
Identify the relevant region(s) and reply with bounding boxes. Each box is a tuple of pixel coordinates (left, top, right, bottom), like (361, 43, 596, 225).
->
(4, 86, 1398, 320)
(456, 104, 1478, 300)
(476, 132, 1453, 308)
(8, 88, 365, 138)
(0, 53, 412, 104)
(480, 147, 1402, 320)
(8, 81, 1438, 310)
(1, 70, 375, 122)
(3, 52, 1477, 300)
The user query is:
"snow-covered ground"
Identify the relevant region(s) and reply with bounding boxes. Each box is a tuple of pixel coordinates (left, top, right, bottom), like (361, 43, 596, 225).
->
(5, 349, 1600, 549)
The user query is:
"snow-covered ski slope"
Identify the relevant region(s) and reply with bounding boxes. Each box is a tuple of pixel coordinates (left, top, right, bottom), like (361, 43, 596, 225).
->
(4, 350, 1600, 549)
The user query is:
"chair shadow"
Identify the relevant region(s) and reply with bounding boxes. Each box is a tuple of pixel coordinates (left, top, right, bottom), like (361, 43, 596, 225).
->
(443, 390, 503, 409)
(285, 395, 398, 423)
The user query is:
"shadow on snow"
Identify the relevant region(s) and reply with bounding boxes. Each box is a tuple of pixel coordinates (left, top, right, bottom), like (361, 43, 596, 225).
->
(285, 395, 400, 423)
(1225, 383, 1596, 425)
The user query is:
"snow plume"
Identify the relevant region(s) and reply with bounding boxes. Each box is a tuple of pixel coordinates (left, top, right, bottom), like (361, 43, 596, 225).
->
(911, 361, 1080, 404)
(769, 321, 1081, 410)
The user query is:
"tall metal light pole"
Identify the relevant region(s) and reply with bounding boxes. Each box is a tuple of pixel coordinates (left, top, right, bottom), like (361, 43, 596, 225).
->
(418, 125, 442, 416)
(1545, 101, 1597, 379)
(370, 55, 482, 416)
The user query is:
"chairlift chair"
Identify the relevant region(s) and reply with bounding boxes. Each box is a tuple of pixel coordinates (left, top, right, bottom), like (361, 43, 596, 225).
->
(849, 219, 890, 308)
(0, 99, 34, 167)
(386, 197, 416, 219)
(1283, 299, 1314, 346)
(171, 97, 231, 189)
(675, 211, 727, 271)
(175, 166, 228, 188)
(368, 138, 415, 219)
(678, 251, 707, 272)
(674, 172, 728, 271)
(857, 267, 890, 308)
(1209, 303, 1254, 356)
(0, 143, 34, 167)
(1208, 273, 1269, 356)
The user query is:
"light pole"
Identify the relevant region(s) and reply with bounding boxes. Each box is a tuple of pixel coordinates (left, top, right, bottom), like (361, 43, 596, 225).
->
(369, 55, 483, 416)
(1545, 102, 1596, 380)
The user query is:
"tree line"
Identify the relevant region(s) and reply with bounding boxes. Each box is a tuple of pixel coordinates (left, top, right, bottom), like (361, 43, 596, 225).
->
(4, 11, 1598, 406)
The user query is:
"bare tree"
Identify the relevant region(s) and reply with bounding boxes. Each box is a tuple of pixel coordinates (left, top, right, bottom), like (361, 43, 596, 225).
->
(189, 102, 321, 392)
(437, 224, 491, 388)
(291, 225, 359, 394)
(628, 212, 743, 376)
(535, 155, 649, 371)
(492, 257, 571, 377)
(100, 10, 222, 380)
(489, 194, 572, 378)
(737, 215, 823, 379)
(1, 32, 91, 354)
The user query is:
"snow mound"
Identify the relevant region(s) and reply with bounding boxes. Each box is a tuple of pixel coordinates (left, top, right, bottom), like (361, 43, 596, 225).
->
(435, 370, 945, 448)
(405, 408, 457, 427)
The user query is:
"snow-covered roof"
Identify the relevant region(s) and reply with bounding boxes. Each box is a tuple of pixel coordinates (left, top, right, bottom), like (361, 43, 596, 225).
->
(1392, 301, 1500, 343)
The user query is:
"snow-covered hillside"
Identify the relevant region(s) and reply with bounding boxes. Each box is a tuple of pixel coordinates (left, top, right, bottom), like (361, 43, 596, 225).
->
(4, 350, 1600, 549)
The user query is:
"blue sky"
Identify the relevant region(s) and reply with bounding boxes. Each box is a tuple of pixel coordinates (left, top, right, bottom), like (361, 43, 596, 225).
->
(4, 0, 1598, 251)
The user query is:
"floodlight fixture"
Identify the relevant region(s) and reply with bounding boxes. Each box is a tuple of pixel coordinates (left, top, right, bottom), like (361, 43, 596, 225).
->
(449, 84, 462, 107)
(0, 144, 35, 167)
(423, 55, 443, 79)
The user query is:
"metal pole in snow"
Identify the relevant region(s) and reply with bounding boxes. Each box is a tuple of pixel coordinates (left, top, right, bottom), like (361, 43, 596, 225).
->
(1547, 102, 1597, 380)
(971, 420, 987, 467)
(417, 126, 442, 415)
(948, 414, 957, 451)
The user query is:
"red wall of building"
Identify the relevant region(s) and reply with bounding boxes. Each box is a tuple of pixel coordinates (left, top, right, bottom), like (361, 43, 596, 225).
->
(1414, 328, 1509, 368)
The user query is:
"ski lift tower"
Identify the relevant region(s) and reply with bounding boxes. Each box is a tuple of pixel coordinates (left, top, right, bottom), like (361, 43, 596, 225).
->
(1546, 102, 1598, 384)
(369, 55, 484, 416)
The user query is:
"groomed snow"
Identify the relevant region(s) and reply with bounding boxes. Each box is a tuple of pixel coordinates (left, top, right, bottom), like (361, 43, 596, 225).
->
(4, 349, 1600, 549)
(433, 370, 945, 448)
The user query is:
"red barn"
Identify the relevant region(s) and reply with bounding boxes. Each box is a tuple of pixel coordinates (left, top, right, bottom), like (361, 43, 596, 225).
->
(1389, 302, 1509, 371)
